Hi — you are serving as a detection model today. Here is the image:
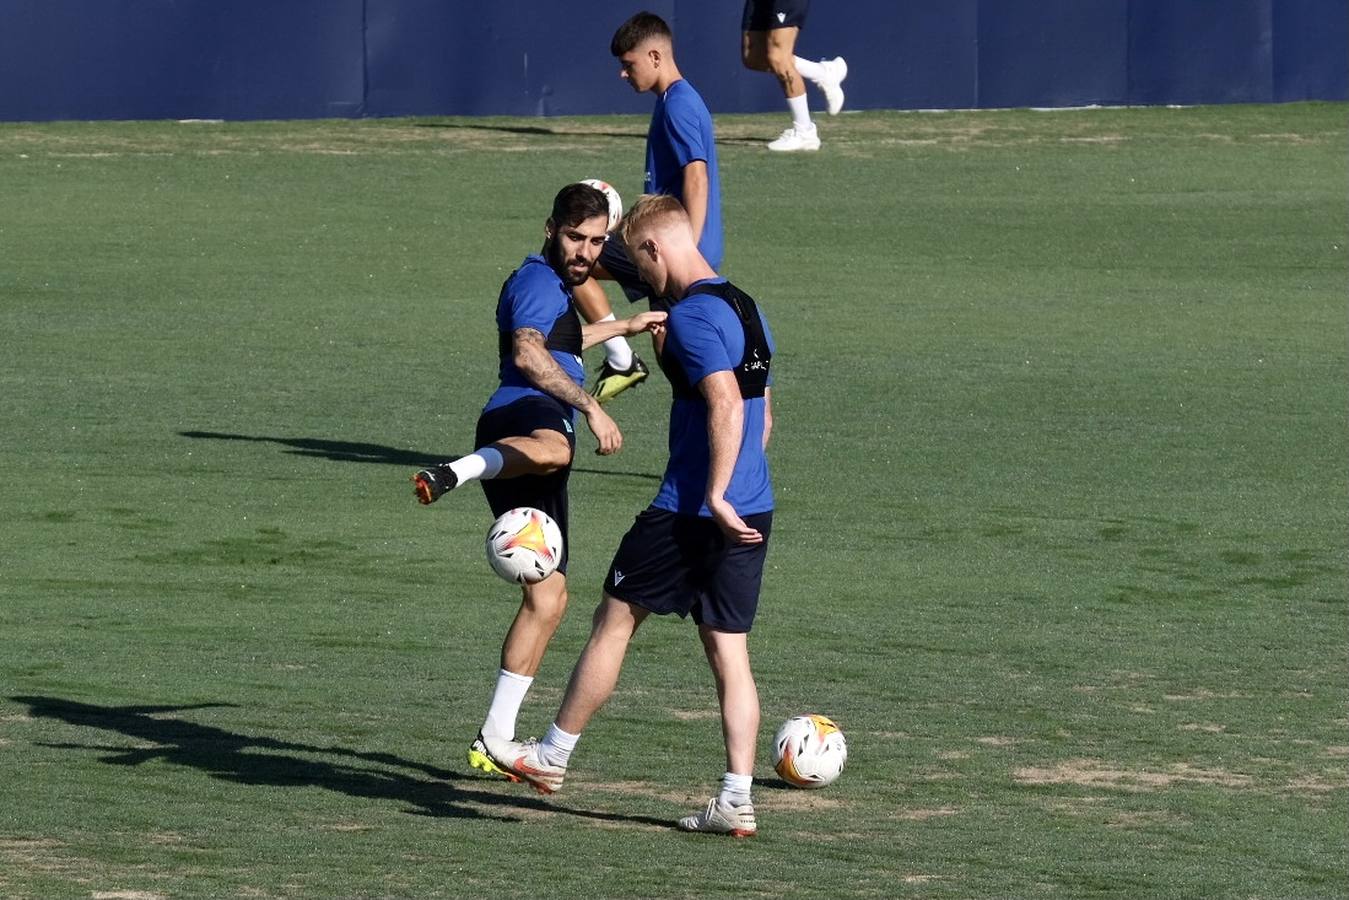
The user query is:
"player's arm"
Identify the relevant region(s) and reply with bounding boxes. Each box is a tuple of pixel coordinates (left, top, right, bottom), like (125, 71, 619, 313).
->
(681, 160, 709, 245)
(700, 369, 763, 545)
(579, 310, 667, 350)
(762, 387, 773, 451)
(512, 327, 622, 455)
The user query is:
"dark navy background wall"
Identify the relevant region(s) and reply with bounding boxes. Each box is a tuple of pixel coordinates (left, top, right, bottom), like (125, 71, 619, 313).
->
(1, 0, 1344, 122)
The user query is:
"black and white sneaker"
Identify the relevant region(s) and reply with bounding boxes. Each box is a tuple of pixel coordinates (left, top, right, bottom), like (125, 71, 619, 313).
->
(412, 464, 458, 505)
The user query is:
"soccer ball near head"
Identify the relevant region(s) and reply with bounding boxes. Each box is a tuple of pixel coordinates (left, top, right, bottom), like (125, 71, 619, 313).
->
(773, 714, 847, 789)
(485, 507, 563, 585)
(580, 178, 623, 232)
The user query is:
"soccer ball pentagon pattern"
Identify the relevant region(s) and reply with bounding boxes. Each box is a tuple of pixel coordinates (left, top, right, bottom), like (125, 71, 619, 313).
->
(580, 178, 623, 232)
(485, 507, 563, 585)
(772, 714, 848, 789)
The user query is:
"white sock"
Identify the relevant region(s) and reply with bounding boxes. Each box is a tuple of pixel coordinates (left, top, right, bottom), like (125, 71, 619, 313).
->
(597, 314, 634, 370)
(786, 93, 813, 131)
(448, 447, 504, 485)
(538, 722, 580, 768)
(481, 668, 533, 741)
(794, 56, 827, 83)
(719, 771, 753, 806)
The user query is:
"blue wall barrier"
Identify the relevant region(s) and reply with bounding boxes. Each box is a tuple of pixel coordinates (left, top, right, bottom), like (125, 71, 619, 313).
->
(2, 0, 1344, 122)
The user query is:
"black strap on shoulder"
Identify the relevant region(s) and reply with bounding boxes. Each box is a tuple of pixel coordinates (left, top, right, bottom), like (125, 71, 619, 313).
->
(657, 280, 772, 401)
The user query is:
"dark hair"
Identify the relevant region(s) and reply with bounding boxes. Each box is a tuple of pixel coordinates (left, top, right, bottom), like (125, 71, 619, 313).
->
(551, 182, 610, 230)
(611, 11, 672, 56)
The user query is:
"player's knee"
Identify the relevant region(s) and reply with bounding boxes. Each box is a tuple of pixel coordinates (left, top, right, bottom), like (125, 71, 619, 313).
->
(524, 582, 568, 624)
(742, 46, 768, 71)
(765, 43, 795, 75)
(527, 432, 573, 472)
(541, 442, 573, 472)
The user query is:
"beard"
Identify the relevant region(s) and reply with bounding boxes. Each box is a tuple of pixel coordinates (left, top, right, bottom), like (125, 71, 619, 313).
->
(546, 236, 595, 287)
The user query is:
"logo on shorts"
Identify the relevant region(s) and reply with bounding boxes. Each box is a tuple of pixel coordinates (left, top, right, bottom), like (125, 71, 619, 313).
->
(612, 570, 626, 585)
(563, 418, 574, 434)
(777, 11, 786, 22)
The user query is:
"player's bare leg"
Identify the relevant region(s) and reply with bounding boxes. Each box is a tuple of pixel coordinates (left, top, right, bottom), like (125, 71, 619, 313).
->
(428, 428, 571, 779)
(744, 28, 819, 152)
(698, 626, 759, 776)
(677, 625, 759, 836)
(572, 273, 616, 326)
(486, 594, 648, 793)
(574, 269, 649, 403)
(501, 571, 569, 678)
(554, 594, 648, 734)
(469, 568, 571, 782)
(412, 429, 570, 504)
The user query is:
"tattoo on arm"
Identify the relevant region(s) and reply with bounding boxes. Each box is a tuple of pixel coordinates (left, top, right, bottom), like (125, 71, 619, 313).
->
(513, 327, 595, 412)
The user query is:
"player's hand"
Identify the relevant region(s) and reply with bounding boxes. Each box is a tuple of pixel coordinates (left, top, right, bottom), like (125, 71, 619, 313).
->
(586, 405, 623, 456)
(707, 495, 762, 545)
(626, 310, 668, 335)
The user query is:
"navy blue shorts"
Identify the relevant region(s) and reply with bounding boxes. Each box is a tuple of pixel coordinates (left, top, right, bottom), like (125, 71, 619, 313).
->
(474, 394, 577, 574)
(742, 0, 809, 31)
(598, 239, 657, 303)
(603, 507, 773, 633)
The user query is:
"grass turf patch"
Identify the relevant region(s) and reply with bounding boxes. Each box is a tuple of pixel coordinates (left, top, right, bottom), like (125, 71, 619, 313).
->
(1, 103, 1345, 898)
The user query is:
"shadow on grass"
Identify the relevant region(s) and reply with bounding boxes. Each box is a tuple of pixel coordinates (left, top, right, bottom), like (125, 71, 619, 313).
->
(413, 120, 646, 141)
(12, 695, 673, 829)
(179, 430, 442, 468)
(178, 430, 660, 480)
(411, 120, 769, 147)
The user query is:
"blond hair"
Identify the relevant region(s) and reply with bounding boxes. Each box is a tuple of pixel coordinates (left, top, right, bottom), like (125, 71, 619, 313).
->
(618, 193, 691, 250)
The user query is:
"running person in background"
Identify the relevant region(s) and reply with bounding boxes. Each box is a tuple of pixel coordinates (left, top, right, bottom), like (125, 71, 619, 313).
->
(486, 194, 776, 838)
(411, 183, 665, 781)
(741, 0, 848, 152)
(571, 11, 724, 404)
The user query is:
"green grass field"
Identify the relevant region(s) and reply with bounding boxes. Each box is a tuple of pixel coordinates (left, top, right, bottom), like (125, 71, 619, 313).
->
(1, 103, 1345, 898)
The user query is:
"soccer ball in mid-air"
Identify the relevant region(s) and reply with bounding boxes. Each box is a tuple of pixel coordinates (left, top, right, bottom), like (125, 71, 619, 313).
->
(772, 714, 848, 788)
(485, 507, 563, 585)
(580, 178, 623, 232)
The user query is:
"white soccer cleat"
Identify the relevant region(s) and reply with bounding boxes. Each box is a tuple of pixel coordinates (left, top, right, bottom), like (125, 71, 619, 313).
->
(817, 56, 848, 116)
(767, 125, 821, 153)
(490, 736, 566, 795)
(677, 797, 757, 837)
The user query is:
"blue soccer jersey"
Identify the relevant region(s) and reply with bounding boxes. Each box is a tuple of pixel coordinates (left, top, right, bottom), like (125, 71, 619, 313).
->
(652, 279, 774, 518)
(483, 255, 585, 414)
(646, 79, 723, 272)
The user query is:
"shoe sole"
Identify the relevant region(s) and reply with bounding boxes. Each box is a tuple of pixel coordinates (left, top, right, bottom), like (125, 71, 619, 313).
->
(467, 746, 522, 783)
(678, 825, 757, 837)
(514, 770, 562, 795)
(412, 473, 439, 505)
(591, 373, 648, 404)
(506, 762, 563, 795)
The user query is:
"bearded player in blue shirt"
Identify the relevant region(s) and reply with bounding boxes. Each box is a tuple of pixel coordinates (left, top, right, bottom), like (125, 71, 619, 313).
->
(572, 11, 725, 405)
(411, 183, 665, 784)
(488, 195, 776, 838)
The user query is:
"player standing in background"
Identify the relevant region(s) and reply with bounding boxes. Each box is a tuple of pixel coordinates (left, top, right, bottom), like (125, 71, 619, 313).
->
(486, 195, 775, 838)
(410, 183, 665, 782)
(571, 11, 725, 404)
(741, 0, 848, 152)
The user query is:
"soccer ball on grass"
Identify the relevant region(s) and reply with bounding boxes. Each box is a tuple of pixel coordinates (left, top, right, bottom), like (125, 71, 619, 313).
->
(485, 507, 563, 585)
(772, 714, 848, 788)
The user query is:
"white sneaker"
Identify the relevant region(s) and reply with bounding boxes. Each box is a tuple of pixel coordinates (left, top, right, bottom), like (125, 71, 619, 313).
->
(767, 125, 821, 153)
(816, 56, 848, 116)
(678, 797, 757, 837)
(489, 736, 566, 795)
